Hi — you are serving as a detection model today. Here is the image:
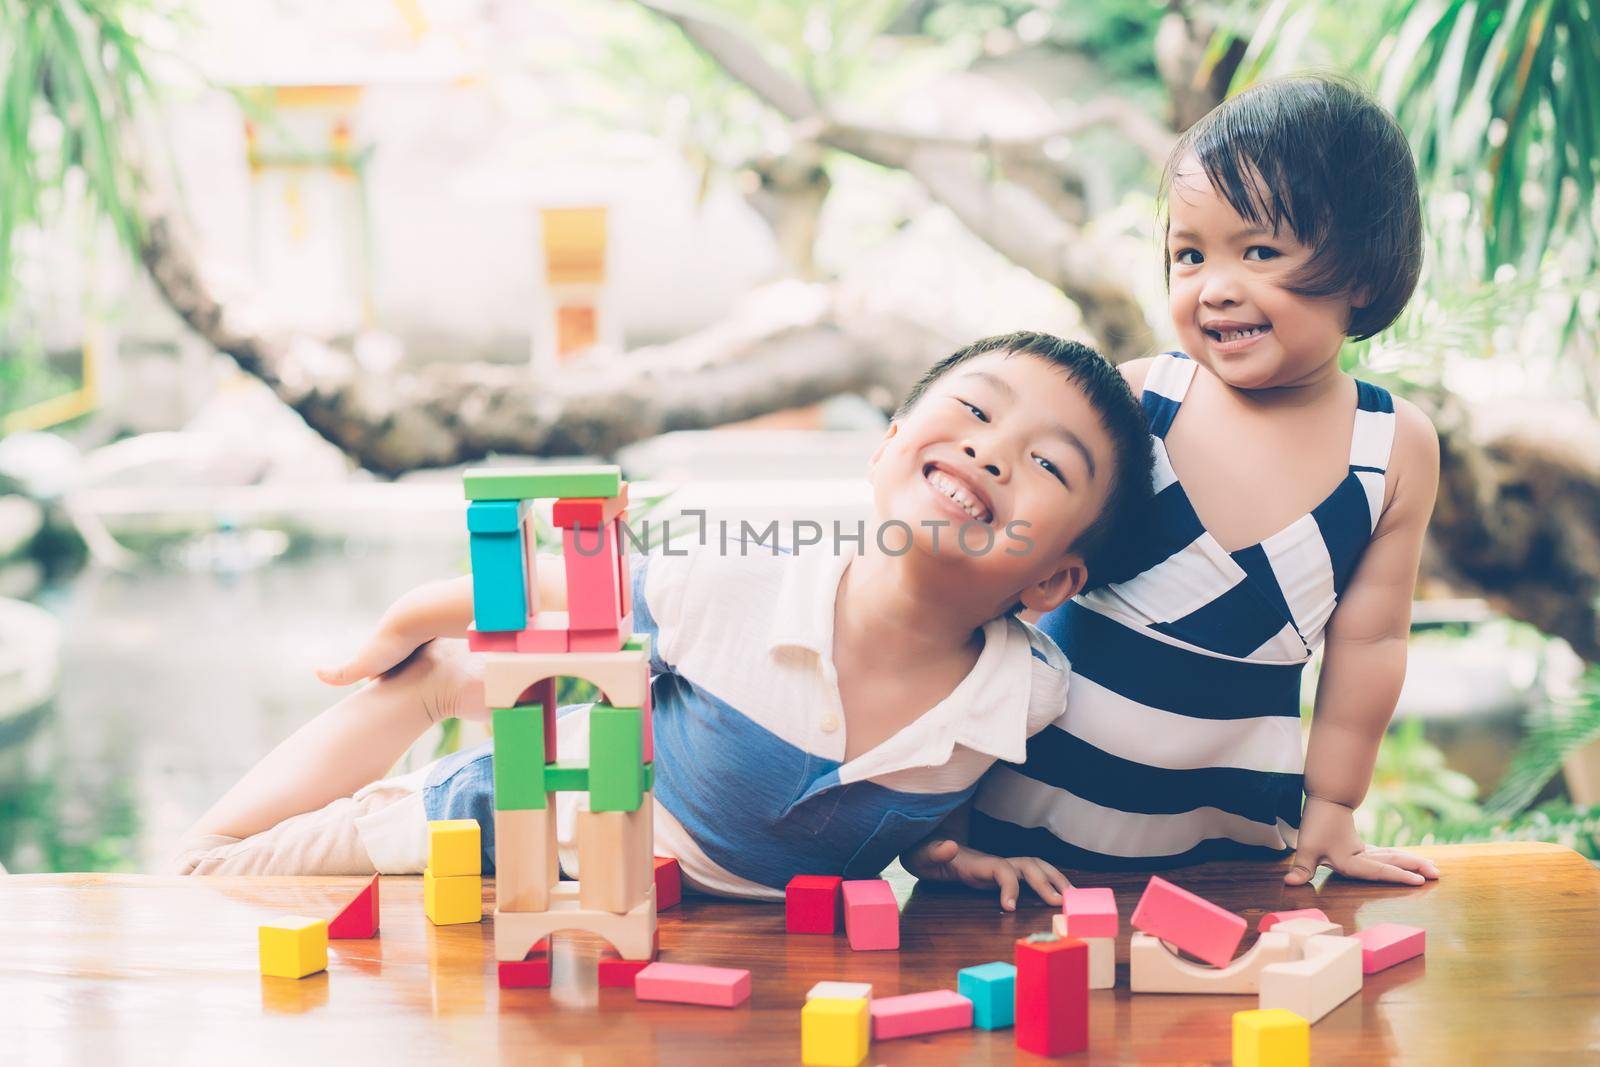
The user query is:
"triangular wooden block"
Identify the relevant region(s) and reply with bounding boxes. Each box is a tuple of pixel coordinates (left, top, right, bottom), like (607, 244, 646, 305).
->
(328, 874, 379, 939)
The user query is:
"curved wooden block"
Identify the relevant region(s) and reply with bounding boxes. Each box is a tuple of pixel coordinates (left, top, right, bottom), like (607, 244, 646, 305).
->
(1259, 934, 1363, 1023)
(493, 882, 656, 962)
(482, 645, 649, 709)
(1129, 931, 1297, 994)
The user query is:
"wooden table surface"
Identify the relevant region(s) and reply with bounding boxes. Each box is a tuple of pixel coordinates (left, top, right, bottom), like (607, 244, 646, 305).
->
(4, 843, 1597, 1065)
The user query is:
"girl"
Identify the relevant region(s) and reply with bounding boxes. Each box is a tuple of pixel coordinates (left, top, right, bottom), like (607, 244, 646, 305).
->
(962, 76, 1442, 887)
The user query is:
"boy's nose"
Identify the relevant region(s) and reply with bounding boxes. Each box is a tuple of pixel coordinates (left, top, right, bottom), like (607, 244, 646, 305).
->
(964, 443, 1004, 479)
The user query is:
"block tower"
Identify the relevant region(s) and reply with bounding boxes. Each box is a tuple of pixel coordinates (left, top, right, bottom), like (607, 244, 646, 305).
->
(462, 464, 657, 967)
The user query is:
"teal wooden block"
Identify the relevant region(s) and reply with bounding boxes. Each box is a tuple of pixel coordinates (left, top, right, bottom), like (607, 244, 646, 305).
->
(464, 466, 621, 502)
(959, 962, 1016, 1030)
(469, 527, 528, 632)
(588, 704, 644, 812)
(466, 499, 522, 533)
(544, 761, 589, 793)
(493, 705, 546, 810)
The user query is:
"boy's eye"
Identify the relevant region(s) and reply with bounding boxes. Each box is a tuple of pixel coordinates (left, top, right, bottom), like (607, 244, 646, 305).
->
(1034, 454, 1067, 486)
(1244, 245, 1281, 261)
(1173, 248, 1202, 266)
(960, 400, 989, 423)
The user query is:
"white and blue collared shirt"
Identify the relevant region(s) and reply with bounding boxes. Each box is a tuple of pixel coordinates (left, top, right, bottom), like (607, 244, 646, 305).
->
(422, 539, 1070, 899)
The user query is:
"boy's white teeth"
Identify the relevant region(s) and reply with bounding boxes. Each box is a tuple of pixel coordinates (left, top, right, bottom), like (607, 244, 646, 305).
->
(927, 469, 992, 523)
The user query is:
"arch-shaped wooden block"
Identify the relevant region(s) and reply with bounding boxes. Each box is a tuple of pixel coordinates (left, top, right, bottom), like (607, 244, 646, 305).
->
(1130, 931, 1298, 994)
(482, 646, 649, 710)
(493, 882, 657, 962)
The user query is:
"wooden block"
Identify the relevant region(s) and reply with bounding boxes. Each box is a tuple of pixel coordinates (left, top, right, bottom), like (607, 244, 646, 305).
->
(495, 806, 558, 912)
(467, 611, 570, 654)
(427, 819, 481, 877)
(464, 465, 621, 501)
(563, 521, 623, 631)
(786, 875, 843, 934)
(576, 799, 652, 914)
(569, 622, 630, 653)
(1353, 923, 1425, 974)
(1232, 1008, 1310, 1067)
(1259, 908, 1330, 932)
(588, 704, 645, 812)
(482, 647, 649, 709)
(1259, 934, 1363, 1024)
(1015, 933, 1088, 1056)
(543, 760, 589, 793)
(598, 945, 658, 988)
(466, 498, 523, 533)
(497, 940, 552, 989)
(802, 996, 870, 1066)
(1049, 914, 1113, 988)
(552, 484, 629, 528)
(841, 879, 898, 951)
(958, 962, 1015, 1030)
(870, 989, 972, 1040)
(1129, 931, 1297, 994)
(1062, 885, 1119, 938)
(1269, 917, 1345, 945)
(423, 867, 483, 925)
(494, 882, 656, 962)
(807, 981, 872, 1002)
(653, 856, 682, 911)
(1131, 875, 1247, 969)
(493, 705, 548, 811)
(634, 962, 751, 1008)
(327, 874, 378, 939)
(469, 521, 530, 632)
(640, 681, 653, 764)
(258, 916, 328, 979)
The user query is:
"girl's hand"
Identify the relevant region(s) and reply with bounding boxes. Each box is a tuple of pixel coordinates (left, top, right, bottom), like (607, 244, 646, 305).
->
(902, 838, 1070, 911)
(1286, 795, 1440, 886)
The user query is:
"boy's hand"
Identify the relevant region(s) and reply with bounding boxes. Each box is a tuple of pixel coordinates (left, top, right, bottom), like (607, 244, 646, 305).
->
(902, 838, 1070, 911)
(1286, 795, 1440, 887)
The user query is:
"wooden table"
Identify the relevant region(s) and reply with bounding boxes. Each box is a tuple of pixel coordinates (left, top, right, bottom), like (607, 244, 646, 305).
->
(5, 843, 1597, 1064)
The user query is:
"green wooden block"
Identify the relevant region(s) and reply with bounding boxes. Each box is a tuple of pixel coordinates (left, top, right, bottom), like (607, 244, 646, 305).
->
(544, 761, 590, 793)
(493, 705, 546, 810)
(624, 633, 648, 654)
(464, 465, 621, 502)
(645, 763, 654, 791)
(589, 704, 644, 812)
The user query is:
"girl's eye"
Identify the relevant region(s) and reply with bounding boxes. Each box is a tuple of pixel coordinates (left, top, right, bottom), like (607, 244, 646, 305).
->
(1034, 455, 1067, 486)
(1244, 245, 1281, 261)
(1173, 248, 1202, 266)
(961, 400, 989, 423)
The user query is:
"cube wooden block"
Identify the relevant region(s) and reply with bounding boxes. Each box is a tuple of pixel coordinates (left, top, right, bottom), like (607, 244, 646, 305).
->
(1062, 886, 1119, 938)
(427, 819, 482, 877)
(327, 874, 379, 939)
(498, 939, 552, 989)
(807, 981, 872, 1002)
(563, 520, 624, 632)
(802, 996, 870, 1067)
(493, 705, 549, 811)
(870, 989, 972, 1040)
(1015, 933, 1088, 1056)
(464, 465, 621, 501)
(576, 800, 653, 914)
(653, 856, 682, 911)
(551, 484, 629, 529)
(786, 875, 843, 934)
(1131, 875, 1247, 969)
(1232, 1008, 1310, 1067)
(1259, 908, 1330, 933)
(495, 806, 559, 913)
(1258, 934, 1363, 1024)
(841, 879, 898, 951)
(1353, 923, 1425, 974)
(634, 962, 750, 1007)
(259, 916, 328, 979)
(958, 962, 1016, 1030)
(423, 867, 483, 926)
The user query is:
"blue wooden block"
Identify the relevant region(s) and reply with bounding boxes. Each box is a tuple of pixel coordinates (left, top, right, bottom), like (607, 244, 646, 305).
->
(469, 520, 528, 633)
(958, 961, 1016, 1030)
(467, 499, 522, 533)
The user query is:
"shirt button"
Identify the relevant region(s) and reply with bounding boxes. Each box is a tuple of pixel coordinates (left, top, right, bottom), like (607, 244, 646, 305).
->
(820, 714, 839, 733)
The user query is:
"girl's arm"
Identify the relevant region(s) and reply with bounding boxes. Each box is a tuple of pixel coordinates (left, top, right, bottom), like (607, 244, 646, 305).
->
(1292, 397, 1442, 885)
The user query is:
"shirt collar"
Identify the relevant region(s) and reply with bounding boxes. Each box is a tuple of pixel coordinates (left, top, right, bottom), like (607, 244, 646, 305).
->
(765, 545, 852, 658)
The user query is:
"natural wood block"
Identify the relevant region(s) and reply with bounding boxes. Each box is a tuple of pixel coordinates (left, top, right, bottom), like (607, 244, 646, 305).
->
(576, 799, 652, 914)
(806, 981, 872, 1002)
(1129, 932, 1297, 994)
(495, 806, 558, 913)
(1258, 935, 1363, 1024)
(493, 882, 656, 962)
(1258, 908, 1329, 932)
(482, 647, 649, 710)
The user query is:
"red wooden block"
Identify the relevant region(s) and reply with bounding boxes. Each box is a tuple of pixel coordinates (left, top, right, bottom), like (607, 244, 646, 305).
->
(870, 990, 973, 1039)
(640, 682, 653, 764)
(615, 512, 631, 619)
(634, 962, 750, 1007)
(841, 879, 898, 951)
(786, 875, 843, 934)
(497, 939, 552, 989)
(562, 521, 623, 631)
(551, 484, 629, 529)
(598, 947, 657, 989)
(654, 856, 682, 911)
(1354, 923, 1425, 974)
(1258, 907, 1330, 933)
(327, 874, 379, 939)
(1062, 885, 1118, 938)
(1131, 875, 1247, 969)
(1015, 933, 1087, 1057)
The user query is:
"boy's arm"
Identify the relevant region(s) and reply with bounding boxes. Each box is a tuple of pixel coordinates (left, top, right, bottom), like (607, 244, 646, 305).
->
(1292, 399, 1441, 885)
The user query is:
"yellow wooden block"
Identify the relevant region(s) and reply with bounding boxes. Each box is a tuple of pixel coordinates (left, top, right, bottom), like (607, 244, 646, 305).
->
(427, 819, 481, 877)
(1232, 1008, 1310, 1067)
(258, 916, 328, 979)
(802, 997, 870, 1067)
(424, 867, 483, 925)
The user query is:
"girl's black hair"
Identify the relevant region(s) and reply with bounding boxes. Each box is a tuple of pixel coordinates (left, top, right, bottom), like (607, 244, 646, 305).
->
(1159, 75, 1422, 341)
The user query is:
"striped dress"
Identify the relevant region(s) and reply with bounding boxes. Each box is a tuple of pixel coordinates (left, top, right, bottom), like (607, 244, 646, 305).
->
(971, 351, 1396, 868)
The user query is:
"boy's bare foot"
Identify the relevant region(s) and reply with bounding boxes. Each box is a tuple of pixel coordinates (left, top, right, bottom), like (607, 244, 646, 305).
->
(363, 638, 489, 724)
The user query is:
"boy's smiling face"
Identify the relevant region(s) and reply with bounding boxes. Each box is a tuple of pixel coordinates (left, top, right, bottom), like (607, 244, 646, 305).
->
(868, 349, 1116, 615)
(1166, 154, 1359, 390)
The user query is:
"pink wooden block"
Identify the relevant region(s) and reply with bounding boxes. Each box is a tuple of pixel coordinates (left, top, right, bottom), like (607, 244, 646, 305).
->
(1062, 886, 1119, 938)
(1354, 923, 1425, 974)
(641, 682, 653, 764)
(568, 622, 628, 653)
(634, 962, 751, 1008)
(870, 990, 973, 1040)
(614, 513, 631, 619)
(842, 879, 899, 951)
(466, 611, 569, 654)
(562, 521, 623, 631)
(1258, 907, 1330, 933)
(1130, 876, 1246, 969)
(551, 485, 629, 529)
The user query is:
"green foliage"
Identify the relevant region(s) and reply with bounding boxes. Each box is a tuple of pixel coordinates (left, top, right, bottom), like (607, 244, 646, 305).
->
(1484, 667, 1600, 818)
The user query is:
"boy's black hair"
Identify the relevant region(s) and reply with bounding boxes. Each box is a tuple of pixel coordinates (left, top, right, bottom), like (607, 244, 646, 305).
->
(1158, 75, 1422, 341)
(895, 331, 1153, 584)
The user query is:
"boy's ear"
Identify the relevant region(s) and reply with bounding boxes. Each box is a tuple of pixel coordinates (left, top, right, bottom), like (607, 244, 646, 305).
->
(1017, 554, 1087, 616)
(868, 421, 899, 473)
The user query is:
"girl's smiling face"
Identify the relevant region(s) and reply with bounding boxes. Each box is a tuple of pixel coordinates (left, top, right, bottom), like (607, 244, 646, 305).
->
(1166, 153, 1359, 390)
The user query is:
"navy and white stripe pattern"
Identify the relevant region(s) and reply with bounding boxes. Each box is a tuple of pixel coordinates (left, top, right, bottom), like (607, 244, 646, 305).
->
(972, 352, 1396, 869)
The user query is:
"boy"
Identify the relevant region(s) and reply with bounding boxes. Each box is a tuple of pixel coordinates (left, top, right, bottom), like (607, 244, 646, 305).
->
(175, 332, 1152, 908)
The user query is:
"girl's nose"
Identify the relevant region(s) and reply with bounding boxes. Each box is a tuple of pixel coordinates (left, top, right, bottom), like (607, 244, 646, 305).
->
(1198, 268, 1243, 307)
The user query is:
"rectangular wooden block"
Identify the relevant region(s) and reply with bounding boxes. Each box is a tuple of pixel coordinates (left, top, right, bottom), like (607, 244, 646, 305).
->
(870, 989, 972, 1040)
(467, 611, 569, 654)
(1233, 1008, 1310, 1067)
(786, 875, 843, 934)
(653, 856, 682, 911)
(469, 524, 530, 633)
(634, 962, 751, 1008)
(1353, 923, 1425, 974)
(1259, 934, 1363, 1024)
(1259, 907, 1330, 932)
(958, 962, 1016, 1030)
(563, 520, 624, 631)
(841, 879, 898, 951)
(423, 868, 483, 925)
(427, 819, 482, 877)
(1015, 933, 1088, 1056)
(544, 760, 589, 793)
(327, 874, 379, 939)
(465, 465, 621, 501)
(598, 947, 658, 989)
(1051, 914, 1114, 989)
(802, 996, 870, 1067)
(551, 484, 629, 528)
(576, 800, 652, 914)
(1063, 885, 1119, 938)
(807, 981, 872, 1002)
(1131, 875, 1247, 969)
(259, 916, 328, 979)
(493, 705, 547, 811)
(495, 806, 558, 913)
(498, 940, 552, 989)
(589, 704, 645, 812)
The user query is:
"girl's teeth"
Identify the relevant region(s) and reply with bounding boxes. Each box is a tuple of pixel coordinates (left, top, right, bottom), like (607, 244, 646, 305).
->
(1219, 325, 1266, 342)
